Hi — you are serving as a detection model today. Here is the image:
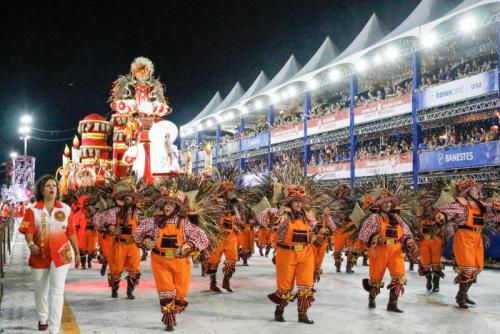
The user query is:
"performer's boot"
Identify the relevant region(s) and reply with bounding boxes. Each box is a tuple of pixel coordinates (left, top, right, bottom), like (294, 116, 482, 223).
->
(243, 252, 249, 266)
(409, 262, 415, 271)
(141, 249, 148, 262)
(362, 255, 369, 266)
(222, 272, 234, 292)
(345, 254, 355, 274)
(298, 311, 314, 324)
(80, 255, 87, 270)
(161, 298, 176, 332)
(126, 273, 140, 300)
(456, 283, 469, 309)
(363, 279, 378, 308)
(432, 274, 440, 293)
(209, 274, 221, 293)
(259, 247, 264, 257)
(100, 262, 107, 277)
(465, 281, 476, 305)
(87, 255, 92, 269)
(265, 245, 271, 257)
(426, 274, 433, 291)
(369, 295, 376, 308)
(387, 290, 403, 313)
(274, 305, 285, 322)
(109, 276, 120, 298)
(334, 252, 342, 273)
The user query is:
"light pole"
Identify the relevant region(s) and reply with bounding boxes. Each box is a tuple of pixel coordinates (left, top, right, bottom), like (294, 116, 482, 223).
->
(9, 151, 18, 184)
(19, 115, 32, 156)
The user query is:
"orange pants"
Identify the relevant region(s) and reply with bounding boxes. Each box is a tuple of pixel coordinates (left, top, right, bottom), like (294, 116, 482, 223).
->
(453, 229, 484, 269)
(368, 243, 405, 282)
(151, 253, 191, 298)
(240, 229, 255, 252)
(271, 231, 278, 249)
(98, 232, 114, 261)
(79, 231, 97, 254)
(312, 242, 328, 269)
(208, 233, 238, 266)
(333, 228, 355, 252)
(258, 229, 272, 246)
(108, 241, 141, 276)
(419, 238, 442, 267)
(276, 246, 314, 291)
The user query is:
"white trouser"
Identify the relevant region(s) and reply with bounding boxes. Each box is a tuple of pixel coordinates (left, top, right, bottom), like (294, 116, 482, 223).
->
(32, 262, 70, 334)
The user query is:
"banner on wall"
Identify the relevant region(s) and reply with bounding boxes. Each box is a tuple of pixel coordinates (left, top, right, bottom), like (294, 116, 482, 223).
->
(270, 123, 304, 144)
(419, 141, 500, 172)
(241, 132, 269, 151)
(418, 69, 498, 109)
(308, 152, 413, 179)
(220, 141, 240, 156)
(307, 109, 350, 135)
(354, 94, 412, 125)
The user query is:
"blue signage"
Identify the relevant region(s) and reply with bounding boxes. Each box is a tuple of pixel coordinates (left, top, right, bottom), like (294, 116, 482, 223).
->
(419, 141, 500, 172)
(241, 132, 269, 151)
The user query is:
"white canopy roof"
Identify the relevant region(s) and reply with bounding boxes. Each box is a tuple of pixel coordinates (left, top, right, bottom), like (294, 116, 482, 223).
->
(235, 71, 269, 104)
(213, 82, 245, 113)
(335, 13, 388, 61)
(292, 37, 340, 79)
(255, 55, 302, 96)
(190, 91, 222, 123)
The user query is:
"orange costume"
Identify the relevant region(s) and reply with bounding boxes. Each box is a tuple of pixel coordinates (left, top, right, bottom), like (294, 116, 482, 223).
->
(257, 208, 278, 258)
(333, 220, 362, 273)
(135, 191, 209, 331)
(207, 214, 239, 292)
(267, 185, 316, 324)
(73, 196, 97, 269)
(436, 180, 499, 309)
(417, 217, 444, 292)
(311, 215, 335, 283)
(238, 205, 257, 266)
(95, 206, 141, 299)
(359, 194, 416, 313)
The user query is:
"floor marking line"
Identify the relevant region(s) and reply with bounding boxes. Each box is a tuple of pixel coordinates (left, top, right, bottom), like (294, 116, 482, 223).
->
(61, 298, 80, 334)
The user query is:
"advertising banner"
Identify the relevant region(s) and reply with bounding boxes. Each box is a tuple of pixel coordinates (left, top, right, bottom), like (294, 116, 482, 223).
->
(419, 141, 500, 172)
(354, 94, 412, 125)
(270, 123, 304, 144)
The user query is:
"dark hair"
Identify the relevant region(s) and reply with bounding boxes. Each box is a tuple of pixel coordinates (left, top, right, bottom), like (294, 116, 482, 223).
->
(35, 175, 59, 202)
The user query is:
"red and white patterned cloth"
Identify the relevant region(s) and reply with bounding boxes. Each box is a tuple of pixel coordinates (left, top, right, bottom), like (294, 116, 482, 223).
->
(94, 207, 120, 228)
(359, 214, 413, 245)
(135, 216, 209, 251)
(257, 208, 278, 227)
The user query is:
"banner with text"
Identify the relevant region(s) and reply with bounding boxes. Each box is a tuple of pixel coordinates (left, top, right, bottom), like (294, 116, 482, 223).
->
(355, 94, 412, 125)
(271, 123, 304, 144)
(418, 69, 498, 109)
(307, 109, 350, 135)
(419, 141, 500, 172)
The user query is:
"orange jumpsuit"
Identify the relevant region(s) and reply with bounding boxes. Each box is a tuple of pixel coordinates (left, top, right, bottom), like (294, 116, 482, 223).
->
(74, 209, 97, 256)
(207, 215, 239, 274)
(239, 222, 256, 257)
(418, 218, 443, 276)
(311, 217, 335, 281)
(268, 213, 315, 313)
(333, 220, 362, 270)
(359, 214, 413, 296)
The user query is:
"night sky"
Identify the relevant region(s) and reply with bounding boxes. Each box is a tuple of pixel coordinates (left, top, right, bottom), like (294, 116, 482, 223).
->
(0, 0, 461, 177)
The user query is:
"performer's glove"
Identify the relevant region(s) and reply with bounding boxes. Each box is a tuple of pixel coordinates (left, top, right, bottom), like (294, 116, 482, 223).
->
(174, 242, 194, 257)
(143, 238, 155, 251)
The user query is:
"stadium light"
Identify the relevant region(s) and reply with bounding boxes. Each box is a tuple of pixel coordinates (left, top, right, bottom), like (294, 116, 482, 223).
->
(421, 32, 438, 48)
(197, 123, 203, 131)
(384, 46, 399, 61)
(255, 100, 264, 109)
(459, 15, 477, 34)
(241, 106, 248, 114)
(19, 126, 31, 135)
(226, 112, 234, 120)
(206, 119, 213, 127)
(307, 79, 319, 90)
(271, 94, 281, 104)
(280, 91, 288, 100)
(287, 86, 297, 97)
(356, 59, 367, 72)
(10, 151, 18, 160)
(328, 69, 340, 81)
(373, 54, 382, 65)
(20, 114, 33, 124)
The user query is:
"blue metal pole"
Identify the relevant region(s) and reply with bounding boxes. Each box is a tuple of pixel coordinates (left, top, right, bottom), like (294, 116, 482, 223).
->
(497, 22, 500, 100)
(349, 74, 357, 188)
(216, 124, 221, 168)
(303, 91, 311, 176)
(267, 105, 274, 174)
(411, 51, 422, 189)
(239, 117, 245, 172)
(194, 131, 200, 174)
